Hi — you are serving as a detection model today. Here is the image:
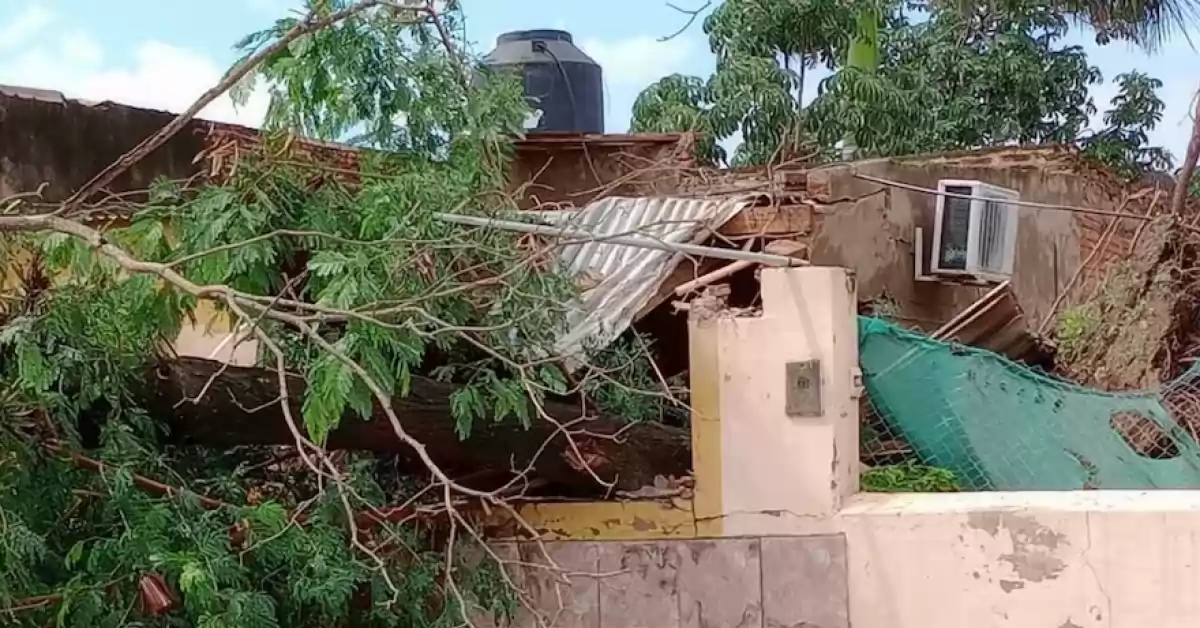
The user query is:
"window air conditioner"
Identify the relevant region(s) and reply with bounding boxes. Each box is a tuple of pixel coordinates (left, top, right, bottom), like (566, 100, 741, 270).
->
(929, 179, 1020, 282)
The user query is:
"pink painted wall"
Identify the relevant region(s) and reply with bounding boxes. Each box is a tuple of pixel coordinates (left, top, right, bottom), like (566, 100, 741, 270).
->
(490, 267, 1200, 628)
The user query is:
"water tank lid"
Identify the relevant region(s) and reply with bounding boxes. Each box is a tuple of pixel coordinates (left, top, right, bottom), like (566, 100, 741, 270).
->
(497, 29, 574, 45)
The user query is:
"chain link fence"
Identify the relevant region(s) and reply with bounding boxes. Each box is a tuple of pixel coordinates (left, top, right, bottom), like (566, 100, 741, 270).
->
(858, 317, 1200, 492)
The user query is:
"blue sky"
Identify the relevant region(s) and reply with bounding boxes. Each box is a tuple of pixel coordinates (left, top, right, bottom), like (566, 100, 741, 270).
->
(0, 1, 1196, 160)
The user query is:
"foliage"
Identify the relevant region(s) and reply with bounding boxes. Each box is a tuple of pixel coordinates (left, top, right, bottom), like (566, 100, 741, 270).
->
(1081, 71, 1174, 179)
(809, 3, 1102, 157)
(632, 0, 1177, 173)
(635, 0, 852, 165)
(861, 461, 960, 492)
(0, 1, 667, 625)
(1056, 303, 1102, 363)
(632, 75, 729, 167)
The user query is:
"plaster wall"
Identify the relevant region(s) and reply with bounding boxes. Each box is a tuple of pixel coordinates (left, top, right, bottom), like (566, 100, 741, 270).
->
(0, 242, 258, 366)
(492, 267, 1200, 628)
(172, 300, 258, 366)
(804, 147, 1147, 330)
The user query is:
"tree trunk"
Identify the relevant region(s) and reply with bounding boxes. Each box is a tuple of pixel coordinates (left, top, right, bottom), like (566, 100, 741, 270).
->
(842, 3, 882, 160)
(1170, 84, 1200, 216)
(150, 357, 692, 495)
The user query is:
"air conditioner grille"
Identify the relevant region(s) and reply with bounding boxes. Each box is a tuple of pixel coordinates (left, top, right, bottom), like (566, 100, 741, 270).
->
(978, 196, 1006, 272)
(938, 185, 973, 270)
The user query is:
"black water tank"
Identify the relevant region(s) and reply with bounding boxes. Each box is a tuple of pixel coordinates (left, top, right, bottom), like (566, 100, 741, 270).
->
(482, 29, 604, 134)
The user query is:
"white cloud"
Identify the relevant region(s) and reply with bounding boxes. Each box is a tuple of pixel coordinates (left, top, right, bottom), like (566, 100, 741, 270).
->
(0, 8, 269, 129)
(579, 35, 695, 87)
(576, 34, 699, 132)
(0, 6, 55, 50)
(57, 30, 104, 66)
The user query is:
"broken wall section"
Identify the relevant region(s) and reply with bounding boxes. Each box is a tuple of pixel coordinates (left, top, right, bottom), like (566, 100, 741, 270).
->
(802, 146, 1145, 331)
(1052, 217, 1183, 390)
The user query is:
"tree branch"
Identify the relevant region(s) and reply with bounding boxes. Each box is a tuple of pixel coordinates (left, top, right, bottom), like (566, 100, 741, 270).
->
(1172, 87, 1200, 216)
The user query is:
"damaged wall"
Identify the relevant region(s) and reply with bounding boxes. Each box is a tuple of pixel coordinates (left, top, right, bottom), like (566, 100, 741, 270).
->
(0, 86, 693, 367)
(508, 133, 696, 209)
(804, 146, 1150, 331)
(0, 85, 691, 210)
(484, 266, 1200, 628)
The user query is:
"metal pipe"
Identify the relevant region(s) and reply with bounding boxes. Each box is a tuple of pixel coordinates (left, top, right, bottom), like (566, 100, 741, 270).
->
(434, 212, 809, 267)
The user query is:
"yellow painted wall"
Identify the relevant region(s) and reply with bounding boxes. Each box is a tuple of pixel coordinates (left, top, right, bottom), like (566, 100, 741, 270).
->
(0, 222, 257, 366)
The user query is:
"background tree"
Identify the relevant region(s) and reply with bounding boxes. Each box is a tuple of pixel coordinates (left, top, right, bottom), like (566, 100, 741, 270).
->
(1080, 71, 1174, 179)
(635, 0, 853, 165)
(948, 0, 1200, 51)
(634, 0, 1181, 174)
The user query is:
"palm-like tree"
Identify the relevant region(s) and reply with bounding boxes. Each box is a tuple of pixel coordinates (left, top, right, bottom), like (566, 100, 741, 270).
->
(940, 0, 1200, 51)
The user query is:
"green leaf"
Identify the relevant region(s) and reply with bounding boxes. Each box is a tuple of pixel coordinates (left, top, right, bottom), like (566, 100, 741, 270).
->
(302, 351, 356, 444)
(538, 365, 569, 395)
(450, 385, 484, 439)
(65, 541, 86, 569)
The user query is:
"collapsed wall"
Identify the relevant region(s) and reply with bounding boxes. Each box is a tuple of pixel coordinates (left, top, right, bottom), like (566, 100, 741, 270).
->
(1053, 217, 1183, 390)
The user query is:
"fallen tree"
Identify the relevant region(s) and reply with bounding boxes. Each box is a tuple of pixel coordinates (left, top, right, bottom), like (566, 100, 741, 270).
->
(155, 356, 691, 495)
(0, 0, 684, 624)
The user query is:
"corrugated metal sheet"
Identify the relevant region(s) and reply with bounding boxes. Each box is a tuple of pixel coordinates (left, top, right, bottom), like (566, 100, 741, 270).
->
(527, 196, 750, 364)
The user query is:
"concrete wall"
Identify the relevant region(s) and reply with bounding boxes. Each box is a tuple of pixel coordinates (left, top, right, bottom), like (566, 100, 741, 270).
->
(804, 146, 1149, 329)
(490, 267, 1200, 628)
(835, 491, 1200, 628)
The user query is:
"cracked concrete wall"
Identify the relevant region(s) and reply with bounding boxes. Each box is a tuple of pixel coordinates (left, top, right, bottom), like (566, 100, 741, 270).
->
(805, 147, 1141, 330)
(835, 491, 1200, 628)
(483, 267, 1200, 628)
(484, 535, 850, 628)
(488, 493, 1200, 628)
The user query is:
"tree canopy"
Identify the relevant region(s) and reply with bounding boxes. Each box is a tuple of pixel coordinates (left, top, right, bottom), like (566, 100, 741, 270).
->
(631, 0, 1181, 175)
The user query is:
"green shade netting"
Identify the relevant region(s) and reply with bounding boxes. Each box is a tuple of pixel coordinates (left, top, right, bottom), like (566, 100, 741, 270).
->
(859, 316, 1200, 490)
